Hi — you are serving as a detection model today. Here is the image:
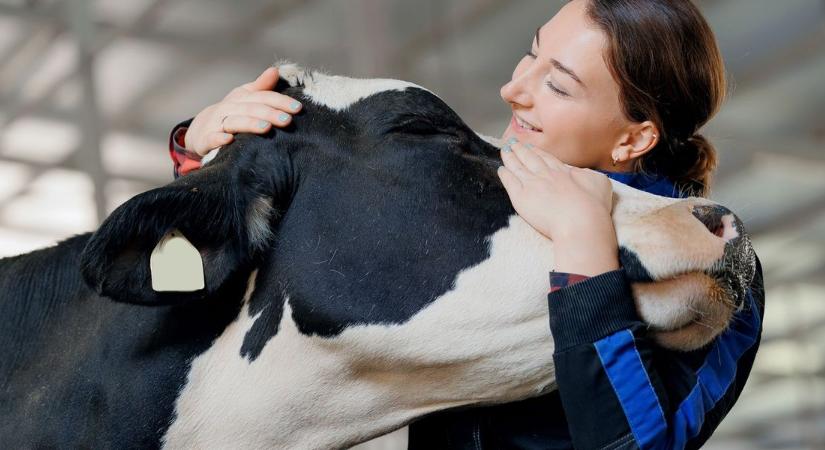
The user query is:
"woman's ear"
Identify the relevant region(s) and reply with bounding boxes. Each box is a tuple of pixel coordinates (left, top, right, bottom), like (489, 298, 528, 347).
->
(612, 121, 659, 164)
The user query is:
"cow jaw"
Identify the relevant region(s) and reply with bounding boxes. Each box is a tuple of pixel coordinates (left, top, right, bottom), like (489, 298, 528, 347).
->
(631, 272, 735, 350)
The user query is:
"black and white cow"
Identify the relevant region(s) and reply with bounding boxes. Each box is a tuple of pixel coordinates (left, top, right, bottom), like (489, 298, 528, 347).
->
(0, 63, 755, 449)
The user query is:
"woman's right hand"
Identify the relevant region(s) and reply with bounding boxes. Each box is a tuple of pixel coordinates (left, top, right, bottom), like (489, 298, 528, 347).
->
(184, 66, 303, 156)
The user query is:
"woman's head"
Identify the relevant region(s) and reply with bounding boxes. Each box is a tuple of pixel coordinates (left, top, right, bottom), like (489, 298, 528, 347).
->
(500, 0, 725, 197)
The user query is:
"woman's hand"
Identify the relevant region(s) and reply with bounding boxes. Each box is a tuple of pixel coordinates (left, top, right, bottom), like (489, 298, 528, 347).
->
(497, 138, 620, 276)
(184, 67, 303, 156)
(497, 138, 614, 240)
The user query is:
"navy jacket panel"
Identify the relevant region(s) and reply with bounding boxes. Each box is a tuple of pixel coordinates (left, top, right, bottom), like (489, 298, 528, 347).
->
(408, 257, 764, 450)
(549, 258, 763, 450)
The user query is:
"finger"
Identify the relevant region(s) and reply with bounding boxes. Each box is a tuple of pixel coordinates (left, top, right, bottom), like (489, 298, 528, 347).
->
(224, 67, 280, 101)
(220, 115, 276, 134)
(205, 132, 234, 149)
(497, 166, 523, 192)
(241, 90, 302, 113)
(510, 141, 552, 174)
(225, 102, 293, 127)
(249, 66, 279, 91)
(500, 143, 531, 180)
(237, 67, 279, 93)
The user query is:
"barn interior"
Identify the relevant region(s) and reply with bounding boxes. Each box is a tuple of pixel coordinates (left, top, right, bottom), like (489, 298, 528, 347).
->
(1, 0, 823, 448)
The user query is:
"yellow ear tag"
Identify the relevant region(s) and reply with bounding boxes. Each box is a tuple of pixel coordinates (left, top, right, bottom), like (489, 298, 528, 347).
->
(150, 229, 205, 292)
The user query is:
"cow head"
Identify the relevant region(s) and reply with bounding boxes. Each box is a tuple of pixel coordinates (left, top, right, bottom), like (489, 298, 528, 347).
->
(81, 63, 755, 353)
(608, 182, 756, 350)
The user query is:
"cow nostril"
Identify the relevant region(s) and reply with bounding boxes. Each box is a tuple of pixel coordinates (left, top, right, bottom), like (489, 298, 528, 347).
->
(692, 205, 736, 241)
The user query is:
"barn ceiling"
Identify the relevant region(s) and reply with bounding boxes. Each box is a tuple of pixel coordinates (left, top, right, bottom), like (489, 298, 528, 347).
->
(1, 0, 823, 447)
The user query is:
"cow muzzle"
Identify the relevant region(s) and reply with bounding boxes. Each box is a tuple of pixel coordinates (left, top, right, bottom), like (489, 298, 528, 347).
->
(692, 204, 755, 312)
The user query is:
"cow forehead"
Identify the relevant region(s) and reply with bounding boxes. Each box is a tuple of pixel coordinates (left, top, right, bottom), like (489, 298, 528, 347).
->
(277, 62, 431, 111)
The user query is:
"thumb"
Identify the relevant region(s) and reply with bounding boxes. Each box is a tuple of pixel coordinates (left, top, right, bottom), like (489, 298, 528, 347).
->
(251, 66, 279, 91)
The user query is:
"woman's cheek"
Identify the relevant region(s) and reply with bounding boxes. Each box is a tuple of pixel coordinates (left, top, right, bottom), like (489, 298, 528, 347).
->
(537, 124, 589, 167)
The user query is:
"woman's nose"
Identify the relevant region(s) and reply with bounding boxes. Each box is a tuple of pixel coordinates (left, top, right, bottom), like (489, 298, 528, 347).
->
(500, 73, 533, 108)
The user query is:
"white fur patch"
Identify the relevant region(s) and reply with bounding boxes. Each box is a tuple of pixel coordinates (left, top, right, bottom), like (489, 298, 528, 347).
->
(276, 61, 430, 112)
(245, 196, 274, 250)
(162, 216, 557, 449)
(610, 181, 728, 280)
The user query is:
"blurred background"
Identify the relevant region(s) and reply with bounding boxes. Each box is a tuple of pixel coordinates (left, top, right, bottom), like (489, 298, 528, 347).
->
(0, 0, 823, 448)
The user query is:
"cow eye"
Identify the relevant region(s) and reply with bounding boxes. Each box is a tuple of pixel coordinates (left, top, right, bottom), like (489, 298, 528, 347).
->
(389, 119, 443, 137)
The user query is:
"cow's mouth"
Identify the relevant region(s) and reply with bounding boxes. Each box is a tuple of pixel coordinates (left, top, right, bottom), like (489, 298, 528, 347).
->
(633, 270, 744, 351)
(690, 204, 756, 311)
(711, 229, 756, 312)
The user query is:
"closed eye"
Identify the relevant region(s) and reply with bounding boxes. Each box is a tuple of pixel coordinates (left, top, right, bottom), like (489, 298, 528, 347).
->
(546, 81, 569, 97)
(390, 119, 439, 135)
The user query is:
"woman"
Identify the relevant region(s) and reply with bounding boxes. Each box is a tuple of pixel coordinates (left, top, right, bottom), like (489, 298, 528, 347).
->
(168, 1, 765, 448)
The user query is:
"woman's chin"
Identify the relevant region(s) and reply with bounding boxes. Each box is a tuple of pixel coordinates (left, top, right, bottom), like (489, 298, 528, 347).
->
(501, 125, 513, 141)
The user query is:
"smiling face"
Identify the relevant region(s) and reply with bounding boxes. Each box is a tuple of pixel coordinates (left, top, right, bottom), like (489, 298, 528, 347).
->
(500, 0, 639, 171)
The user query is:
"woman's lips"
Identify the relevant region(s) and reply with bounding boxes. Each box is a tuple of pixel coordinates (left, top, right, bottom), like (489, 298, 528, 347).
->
(510, 114, 541, 134)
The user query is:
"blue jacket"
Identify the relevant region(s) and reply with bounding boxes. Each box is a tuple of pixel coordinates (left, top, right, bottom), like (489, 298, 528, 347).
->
(408, 171, 765, 450)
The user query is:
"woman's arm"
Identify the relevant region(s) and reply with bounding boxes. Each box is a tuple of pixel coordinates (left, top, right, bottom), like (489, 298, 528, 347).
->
(497, 140, 765, 449)
(168, 67, 301, 178)
(547, 258, 764, 450)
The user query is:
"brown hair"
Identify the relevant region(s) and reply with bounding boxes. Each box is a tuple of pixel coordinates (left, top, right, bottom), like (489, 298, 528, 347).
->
(585, 0, 726, 197)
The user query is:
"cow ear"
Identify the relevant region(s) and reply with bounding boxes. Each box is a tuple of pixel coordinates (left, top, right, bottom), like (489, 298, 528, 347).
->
(80, 139, 284, 306)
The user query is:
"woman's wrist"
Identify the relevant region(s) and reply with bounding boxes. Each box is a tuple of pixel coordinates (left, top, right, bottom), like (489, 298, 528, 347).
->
(552, 221, 620, 277)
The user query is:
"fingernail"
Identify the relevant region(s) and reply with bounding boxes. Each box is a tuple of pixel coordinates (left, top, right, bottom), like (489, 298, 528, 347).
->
(258, 120, 269, 129)
(507, 137, 518, 145)
(290, 101, 302, 111)
(502, 145, 512, 153)
(525, 143, 534, 149)
(279, 113, 290, 122)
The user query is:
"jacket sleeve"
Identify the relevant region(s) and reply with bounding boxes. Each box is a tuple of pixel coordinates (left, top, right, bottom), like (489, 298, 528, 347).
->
(168, 118, 202, 178)
(548, 256, 765, 450)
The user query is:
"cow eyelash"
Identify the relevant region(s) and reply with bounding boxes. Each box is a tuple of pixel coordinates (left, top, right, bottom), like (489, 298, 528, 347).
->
(389, 118, 441, 136)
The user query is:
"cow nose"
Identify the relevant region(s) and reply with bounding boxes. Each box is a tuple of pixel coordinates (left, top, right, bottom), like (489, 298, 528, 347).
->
(692, 204, 739, 242)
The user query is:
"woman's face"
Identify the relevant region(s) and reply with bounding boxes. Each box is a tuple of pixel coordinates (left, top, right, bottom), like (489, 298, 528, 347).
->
(500, 0, 633, 171)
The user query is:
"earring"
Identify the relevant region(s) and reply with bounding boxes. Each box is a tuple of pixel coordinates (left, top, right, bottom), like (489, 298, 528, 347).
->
(612, 156, 618, 166)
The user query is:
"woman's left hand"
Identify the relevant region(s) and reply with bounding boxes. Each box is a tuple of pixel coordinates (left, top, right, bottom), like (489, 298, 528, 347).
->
(496, 138, 615, 242)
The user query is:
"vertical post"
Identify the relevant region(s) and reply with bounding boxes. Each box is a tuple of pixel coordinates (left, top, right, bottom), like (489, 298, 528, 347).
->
(64, 0, 107, 223)
(346, 0, 390, 77)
